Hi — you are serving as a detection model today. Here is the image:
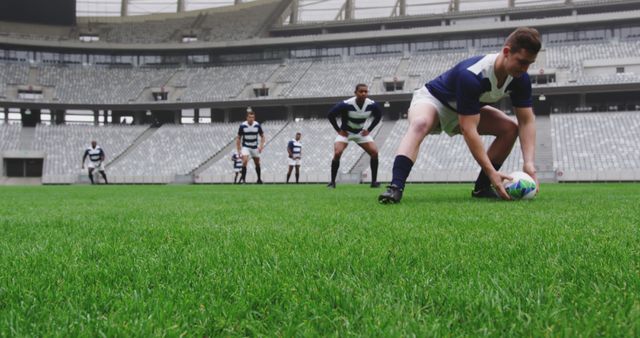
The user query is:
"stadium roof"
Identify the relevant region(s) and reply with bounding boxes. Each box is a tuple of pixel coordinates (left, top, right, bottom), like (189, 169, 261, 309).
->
(79, 0, 598, 21)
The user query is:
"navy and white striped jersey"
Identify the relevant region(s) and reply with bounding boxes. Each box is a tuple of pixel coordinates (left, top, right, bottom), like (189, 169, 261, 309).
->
(426, 53, 532, 115)
(287, 139, 302, 159)
(84, 146, 104, 162)
(231, 152, 243, 169)
(237, 121, 264, 149)
(328, 97, 382, 134)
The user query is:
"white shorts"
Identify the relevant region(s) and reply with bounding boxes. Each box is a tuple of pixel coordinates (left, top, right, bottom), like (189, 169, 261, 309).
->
(241, 147, 260, 158)
(288, 157, 301, 166)
(335, 132, 374, 144)
(410, 86, 461, 136)
(233, 168, 242, 173)
(88, 161, 104, 171)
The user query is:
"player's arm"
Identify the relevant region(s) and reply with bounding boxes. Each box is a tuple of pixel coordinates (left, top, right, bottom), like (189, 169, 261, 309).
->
(514, 106, 538, 188)
(258, 127, 265, 153)
(455, 72, 511, 199)
(459, 114, 512, 200)
(363, 103, 383, 136)
(236, 126, 243, 154)
(510, 76, 538, 190)
(328, 103, 348, 136)
(100, 149, 106, 163)
(287, 140, 293, 158)
(81, 149, 88, 168)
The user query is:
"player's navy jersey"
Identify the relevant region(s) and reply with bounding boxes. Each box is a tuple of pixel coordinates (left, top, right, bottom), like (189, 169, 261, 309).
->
(288, 139, 302, 159)
(238, 121, 264, 149)
(231, 152, 243, 169)
(84, 146, 104, 162)
(426, 53, 533, 116)
(328, 97, 382, 133)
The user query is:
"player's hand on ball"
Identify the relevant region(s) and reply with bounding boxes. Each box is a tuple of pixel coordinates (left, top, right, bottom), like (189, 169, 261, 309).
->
(490, 171, 513, 200)
(523, 162, 539, 194)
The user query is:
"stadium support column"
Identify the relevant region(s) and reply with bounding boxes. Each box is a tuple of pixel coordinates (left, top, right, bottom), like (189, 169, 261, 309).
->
(345, 0, 354, 20)
(121, 0, 128, 16)
(287, 106, 294, 121)
(224, 109, 230, 123)
(289, 0, 299, 24)
(53, 109, 65, 125)
(177, 0, 185, 13)
(449, 0, 459, 12)
(174, 110, 181, 124)
(194, 108, 200, 124)
(399, 0, 406, 16)
(2, 107, 8, 123)
(93, 110, 99, 126)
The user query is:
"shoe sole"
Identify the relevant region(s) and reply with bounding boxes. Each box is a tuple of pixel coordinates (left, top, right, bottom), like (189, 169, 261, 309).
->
(378, 195, 398, 204)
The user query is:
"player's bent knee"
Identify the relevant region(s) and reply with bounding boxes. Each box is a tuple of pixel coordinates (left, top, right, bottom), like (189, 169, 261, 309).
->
(409, 117, 432, 136)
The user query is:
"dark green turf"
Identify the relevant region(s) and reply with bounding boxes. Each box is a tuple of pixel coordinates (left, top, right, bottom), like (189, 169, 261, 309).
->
(0, 184, 638, 336)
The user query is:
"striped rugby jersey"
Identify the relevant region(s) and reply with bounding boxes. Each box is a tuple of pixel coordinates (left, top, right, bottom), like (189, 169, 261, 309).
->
(237, 121, 264, 149)
(426, 53, 532, 115)
(287, 139, 302, 159)
(328, 97, 382, 134)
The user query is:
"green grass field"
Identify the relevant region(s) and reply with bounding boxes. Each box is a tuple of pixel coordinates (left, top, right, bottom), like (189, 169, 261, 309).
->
(0, 183, 638, 336)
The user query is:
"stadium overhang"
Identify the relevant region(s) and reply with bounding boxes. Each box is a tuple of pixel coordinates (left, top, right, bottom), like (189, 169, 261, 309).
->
(2, 8, 639, 54)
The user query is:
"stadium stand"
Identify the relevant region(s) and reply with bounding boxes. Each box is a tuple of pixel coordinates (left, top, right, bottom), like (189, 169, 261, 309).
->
(32, 124, 148, 183)
(0, 62, 30, 98)
(552, 112, 640, 181)
(0, 124, 21, 151)
(1, 39, 638, 105)
(38, 65, 175, 104)
(222, 118, 381, 183)
(287, 57, 400, 97)
(108, 121, 286, 183)
(174, 63, 280, 101)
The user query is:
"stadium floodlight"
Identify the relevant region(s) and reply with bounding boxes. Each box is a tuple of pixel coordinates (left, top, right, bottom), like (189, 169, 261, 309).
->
(539, 94, 546, 101)
(246, 106, 253, 113)
(384, 101, 390, 108)
(146, 110, 152, 116)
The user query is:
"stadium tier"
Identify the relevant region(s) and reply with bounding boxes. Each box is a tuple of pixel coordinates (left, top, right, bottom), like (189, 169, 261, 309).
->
(552, 112, 640, 181)
(196, 119, 380, 183)
(32, 124, 148, 183)
(0, 123, 21, 151)
(2, 40, 640, 103)
(1, 113, 636, 184)
(107, 122, 250, 183)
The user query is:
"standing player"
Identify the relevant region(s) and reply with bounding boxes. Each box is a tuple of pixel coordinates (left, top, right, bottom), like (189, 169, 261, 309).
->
(327, 83, 382, 188)
(81, 140, 108, 184)
(231, 150, 243, 184)
(379, 27, 541, 203)
(286, 132, 302, 183)
(236, 111, 265, 184)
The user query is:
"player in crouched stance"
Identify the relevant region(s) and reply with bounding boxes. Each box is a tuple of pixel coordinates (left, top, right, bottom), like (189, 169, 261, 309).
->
(327, 84, 382, 188)
(379, 27, 541, 203)
(82, 140, 108, 184)
(286, 132, 302, 184)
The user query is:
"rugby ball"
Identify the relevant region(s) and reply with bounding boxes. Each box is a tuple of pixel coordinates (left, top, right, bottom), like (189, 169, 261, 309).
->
(503, 171, 537, 200)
